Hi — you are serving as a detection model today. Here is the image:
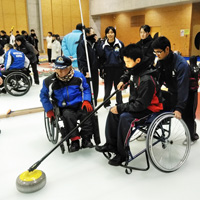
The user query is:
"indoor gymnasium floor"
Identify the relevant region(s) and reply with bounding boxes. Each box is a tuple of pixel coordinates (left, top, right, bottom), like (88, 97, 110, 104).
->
(0, 63, 200, 200)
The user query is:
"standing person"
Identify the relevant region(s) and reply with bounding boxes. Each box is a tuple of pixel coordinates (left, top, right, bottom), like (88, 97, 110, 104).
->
(51, 34, 61, 63)
(46, 32, 52, 63)
(40, 56, 94, 152)
(15, 35, 39, 85)
(9, 31, 15, 45)
(136, 25, 155, 66)
(21, 30, 34, 45)
(15, 31, 20, 37)
(0, 30, 10, 48)
(30, 29, 40, 64)
(99, 26, 124, 109)
(77, 27, 101, 106)
(95, 44, 163, 166)
(152, 36, 199, 144)
(62, 23, 82, 68)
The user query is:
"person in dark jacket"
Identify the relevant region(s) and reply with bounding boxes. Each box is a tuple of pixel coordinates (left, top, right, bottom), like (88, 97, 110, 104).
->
(152, 36, 198, 144)
(21, 30, 34, 46)
(40, 56, 94, 152)
(0, 30, 10, 50)
(99, 26, 124, 109)
(15, 35, 39, 84)
(30, 29, 40, 64)
(77, 27, 101, 106)
(136, 25, 155, 66)
(95, 44, 163, 166)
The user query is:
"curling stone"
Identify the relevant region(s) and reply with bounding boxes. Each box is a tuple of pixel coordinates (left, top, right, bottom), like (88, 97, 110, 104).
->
(16, 169, 46, 193)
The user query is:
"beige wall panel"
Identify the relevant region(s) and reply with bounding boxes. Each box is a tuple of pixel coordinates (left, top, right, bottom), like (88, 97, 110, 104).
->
(15, 0, 27, 15)
(1, 0, 15, 15)
(16, 14, 28, 31)
(52, 2, 62, 17)
(41, 0, 89, 38)
(62, 0, 70, 5)
(3, 14, 16, 32)
(0, 0, 4, 28)
(52, 16, 64, 35)
(52, 0, 62, 5)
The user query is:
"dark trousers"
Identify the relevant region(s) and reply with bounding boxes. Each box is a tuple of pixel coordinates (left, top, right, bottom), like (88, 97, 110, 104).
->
(31, 62, 39, 84)
(103, 67, 123, 107)
(162, 90, 198, 141)
(182, 90, 198, 141)
(86, 69, 99, 106)
(105, 110, 152, 157)
(61, 107, 93, 139)
(47, 49, 52, 63)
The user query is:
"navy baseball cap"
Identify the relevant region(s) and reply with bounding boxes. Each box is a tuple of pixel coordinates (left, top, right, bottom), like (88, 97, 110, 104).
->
(54, 56, 72, 69)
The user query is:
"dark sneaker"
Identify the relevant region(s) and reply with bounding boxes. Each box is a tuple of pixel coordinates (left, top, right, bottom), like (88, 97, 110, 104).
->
(82, 138, 94, 148)
(0, 88, 6, 94)
(69, 140, 80, 153)
(108, 154, 126, 166)
(95, 143, 117, 153)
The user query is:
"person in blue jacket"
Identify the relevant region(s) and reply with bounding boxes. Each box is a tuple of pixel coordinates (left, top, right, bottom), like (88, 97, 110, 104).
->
(40, 56, 94, 152)
(98, 26, 125, 109)
(61, 23, 82, 68)
(0, 44, 30, 93)
(152, 36, 199, 144)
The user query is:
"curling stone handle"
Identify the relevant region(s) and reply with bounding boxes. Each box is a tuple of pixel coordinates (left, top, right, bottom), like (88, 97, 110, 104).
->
(28, 160, 42, 172)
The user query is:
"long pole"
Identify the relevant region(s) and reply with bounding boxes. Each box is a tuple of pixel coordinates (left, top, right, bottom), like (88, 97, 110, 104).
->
(78, 0, 96, 107)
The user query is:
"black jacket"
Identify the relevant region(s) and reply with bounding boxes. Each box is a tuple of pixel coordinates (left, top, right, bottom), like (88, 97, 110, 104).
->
(136, 35, 155, 66)
(16, 41, 37, 63)
(77, 36, 101, 74)
(117, 59, 163, 114)
(156, 52, 190, 113)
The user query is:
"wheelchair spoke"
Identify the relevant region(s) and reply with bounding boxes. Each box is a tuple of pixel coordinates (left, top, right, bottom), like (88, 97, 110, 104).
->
(147, 113, 190, 172)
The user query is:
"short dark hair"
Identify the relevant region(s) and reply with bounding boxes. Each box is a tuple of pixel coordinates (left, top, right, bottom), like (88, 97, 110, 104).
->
(76, 23, 83, 31)
(30, 29, 35, 32)
(151, 36, 171, 51)
(21, 30, 27, 35)
(0, 30, 6, 34)
(140, 25, 151, 33)
(15, 35, 26, 43)
(105, 26, 116, 37)
(48, 32, 52, 36)
(121, 44, 143, 61)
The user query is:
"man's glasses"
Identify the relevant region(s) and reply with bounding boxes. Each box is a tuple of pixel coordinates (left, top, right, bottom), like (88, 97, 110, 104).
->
(153, 50, 163, 55)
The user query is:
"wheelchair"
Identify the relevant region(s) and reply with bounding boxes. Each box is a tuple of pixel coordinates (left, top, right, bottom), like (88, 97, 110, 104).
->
(103, 112, 191, 174)
(3, 68, 32, 96)
(44, 103, 100, 154)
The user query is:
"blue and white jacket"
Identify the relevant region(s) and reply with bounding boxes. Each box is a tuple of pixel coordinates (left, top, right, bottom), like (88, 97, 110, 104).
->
(3, 49, 30, 70)
(40, 70, 91, 112)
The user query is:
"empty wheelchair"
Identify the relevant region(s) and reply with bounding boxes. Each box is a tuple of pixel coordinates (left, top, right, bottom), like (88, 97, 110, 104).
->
(103, 112, 191, 174)
(3, 68, 32, 96)
(44, 102, 100, 153)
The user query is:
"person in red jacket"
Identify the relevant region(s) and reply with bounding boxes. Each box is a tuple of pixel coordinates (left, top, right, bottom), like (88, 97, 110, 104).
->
(95, 44, 163, 166)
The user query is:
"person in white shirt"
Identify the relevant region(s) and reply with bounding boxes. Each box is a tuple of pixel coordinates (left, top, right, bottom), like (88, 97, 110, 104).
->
(46, 32, 52, 63)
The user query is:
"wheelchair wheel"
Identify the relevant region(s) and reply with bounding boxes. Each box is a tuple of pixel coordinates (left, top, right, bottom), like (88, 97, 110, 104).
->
(146, 113, 191, 173)
(4, 72, 31, 96)
(44, 111, 59, 144)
